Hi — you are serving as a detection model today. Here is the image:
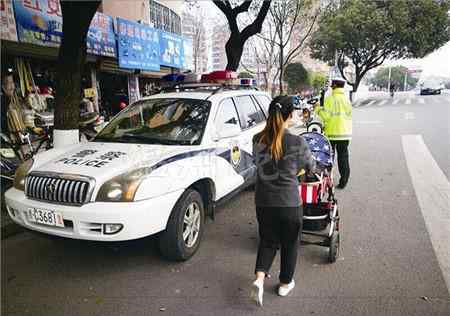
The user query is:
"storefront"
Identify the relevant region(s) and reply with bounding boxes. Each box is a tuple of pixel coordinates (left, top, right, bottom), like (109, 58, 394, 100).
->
(1, 0, 193, 121)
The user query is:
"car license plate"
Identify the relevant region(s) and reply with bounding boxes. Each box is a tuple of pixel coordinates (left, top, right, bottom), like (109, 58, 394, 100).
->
(27, 208, 65, 227)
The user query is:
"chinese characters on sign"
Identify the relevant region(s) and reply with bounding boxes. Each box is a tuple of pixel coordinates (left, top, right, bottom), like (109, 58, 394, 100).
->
(1, 0, 18, 41)
(159, 30, 184, 69)
(13, 0, 62, 47)
(117, 17, 160, 71)
(87, 12, 116, 58)
(9, 1, 192, 70)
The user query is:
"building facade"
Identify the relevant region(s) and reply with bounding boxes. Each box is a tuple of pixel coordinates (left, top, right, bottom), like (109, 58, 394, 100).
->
(1, 0, 188, 119)
(182, 9, 208, 73)
(211, 23, 229, 71)
(210, 23, 257, 73)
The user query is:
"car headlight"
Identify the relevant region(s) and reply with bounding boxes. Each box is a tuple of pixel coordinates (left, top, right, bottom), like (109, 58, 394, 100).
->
(96, 167, 151, 202)
(13, 159, 34, 191)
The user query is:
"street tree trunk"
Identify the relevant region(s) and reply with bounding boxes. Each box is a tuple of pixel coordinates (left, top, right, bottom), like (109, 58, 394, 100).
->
(53, 1, 100, 147)
(213, 0, 271, 72)
(278, 42, 284, 94)
(225, 35, 244, 71)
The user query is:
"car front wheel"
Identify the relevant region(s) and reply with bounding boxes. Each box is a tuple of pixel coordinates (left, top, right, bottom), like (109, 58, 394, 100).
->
(158, 189, 205, 261)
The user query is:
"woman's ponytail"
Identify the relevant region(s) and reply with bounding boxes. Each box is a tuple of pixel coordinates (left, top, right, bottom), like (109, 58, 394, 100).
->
(256, 96, 294, 161)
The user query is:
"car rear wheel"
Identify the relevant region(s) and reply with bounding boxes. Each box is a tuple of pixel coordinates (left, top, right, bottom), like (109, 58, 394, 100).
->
(158, 189, 205, 261)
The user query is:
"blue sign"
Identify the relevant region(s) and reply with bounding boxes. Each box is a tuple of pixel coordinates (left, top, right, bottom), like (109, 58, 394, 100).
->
(87, 12, 116, 58)
(159, 30, 184, 69)
(117, 17, 160, 71)
(13, 0, 62, 47)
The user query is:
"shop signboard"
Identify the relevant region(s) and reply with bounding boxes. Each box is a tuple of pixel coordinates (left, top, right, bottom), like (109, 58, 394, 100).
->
(1, 0, 18, 41)
(84, 88, 96, 98)
(117, 17, 160, 71)
(87, 12, 116, 58)
(159, 30, 185, 69)
(182, 37, 194, 71)
(13, 0, 62, 47)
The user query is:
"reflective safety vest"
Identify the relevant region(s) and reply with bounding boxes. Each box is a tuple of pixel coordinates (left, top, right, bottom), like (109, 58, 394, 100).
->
(314, 88, 352, 141)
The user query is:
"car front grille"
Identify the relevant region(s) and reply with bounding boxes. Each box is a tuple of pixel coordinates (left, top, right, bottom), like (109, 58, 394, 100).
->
(25, 172, 95, 206)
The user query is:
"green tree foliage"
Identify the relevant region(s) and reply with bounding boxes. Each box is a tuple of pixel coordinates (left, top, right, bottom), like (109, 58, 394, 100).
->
(369, 66, 418, 91)
(310, 0, 450, 93)
(284, 63, 309, 93)
(311, 72, 327, 93)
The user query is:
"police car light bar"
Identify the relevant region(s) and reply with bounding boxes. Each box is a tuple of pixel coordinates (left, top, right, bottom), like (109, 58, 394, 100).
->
(158, 70, 258, 94)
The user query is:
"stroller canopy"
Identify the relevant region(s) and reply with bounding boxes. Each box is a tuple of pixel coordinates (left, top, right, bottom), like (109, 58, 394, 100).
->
(301, 132, 333, 168)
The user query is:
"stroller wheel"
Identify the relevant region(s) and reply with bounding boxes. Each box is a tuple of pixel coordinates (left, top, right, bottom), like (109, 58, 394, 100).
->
(328, 231, 340, 263)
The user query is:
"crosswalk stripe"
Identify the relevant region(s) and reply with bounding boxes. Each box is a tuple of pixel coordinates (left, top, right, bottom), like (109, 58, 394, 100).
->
(418, 98, 425, 104)
(402, 135, 450, 294)
(378, 100, 387, 106)
(366, 100, 375, 107)
(393, 98, 400, 105)
(405, 99, 411, 105)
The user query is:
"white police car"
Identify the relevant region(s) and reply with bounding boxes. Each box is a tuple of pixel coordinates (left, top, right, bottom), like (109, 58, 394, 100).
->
(5, 83, 272, 261)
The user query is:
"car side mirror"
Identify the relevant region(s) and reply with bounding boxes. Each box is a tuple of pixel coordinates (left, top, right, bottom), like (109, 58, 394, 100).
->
(216, 123, 241, 140)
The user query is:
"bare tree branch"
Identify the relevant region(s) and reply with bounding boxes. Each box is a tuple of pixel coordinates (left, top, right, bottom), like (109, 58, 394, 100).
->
(241, 0, 271, 42)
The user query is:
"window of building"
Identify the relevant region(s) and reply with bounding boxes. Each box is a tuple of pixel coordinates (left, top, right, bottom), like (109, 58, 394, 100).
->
(149, 0, 181, 34)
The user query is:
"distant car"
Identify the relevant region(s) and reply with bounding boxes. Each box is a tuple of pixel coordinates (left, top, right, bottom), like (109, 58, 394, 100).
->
(420, 87, 441, 95)
(420, 79, 443, 95)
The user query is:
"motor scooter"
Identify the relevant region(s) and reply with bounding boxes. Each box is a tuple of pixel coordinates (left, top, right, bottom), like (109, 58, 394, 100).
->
(0, 133, 22, 193)
(79, 112, 104, 141)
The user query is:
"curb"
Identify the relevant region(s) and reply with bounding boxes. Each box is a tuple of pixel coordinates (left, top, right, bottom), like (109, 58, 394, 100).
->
(1, 221, 25, 240)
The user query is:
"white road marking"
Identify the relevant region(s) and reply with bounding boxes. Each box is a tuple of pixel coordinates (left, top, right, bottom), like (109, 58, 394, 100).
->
(405, 98, 412, 105)
(418, 98, 425, 104)
(378, 100, 387, 106)
(366, 100, 376, 107)
(393, 98, 400, 105)
(402, 135, 450, 294)
(404, 112, 415, 120)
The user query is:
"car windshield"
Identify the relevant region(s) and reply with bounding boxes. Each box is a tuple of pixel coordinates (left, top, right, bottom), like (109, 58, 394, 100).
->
(94, 98, 211, 145)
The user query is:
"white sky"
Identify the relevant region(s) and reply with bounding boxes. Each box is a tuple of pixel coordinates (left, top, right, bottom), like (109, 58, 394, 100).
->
(385, 41, 450, 79)
(193, 1, 450, 79)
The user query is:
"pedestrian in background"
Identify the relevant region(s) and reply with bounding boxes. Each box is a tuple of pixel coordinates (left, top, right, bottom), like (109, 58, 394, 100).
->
(314, 77, 352, 189)
(251, 95, 315, 306)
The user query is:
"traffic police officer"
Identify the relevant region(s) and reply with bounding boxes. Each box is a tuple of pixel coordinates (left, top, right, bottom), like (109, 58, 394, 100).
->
(314, 77, 352, 189)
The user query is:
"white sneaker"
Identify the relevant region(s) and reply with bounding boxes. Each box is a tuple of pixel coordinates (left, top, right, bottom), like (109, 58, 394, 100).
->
(250, 279, 264, 306)
(278, 280, 295, 297)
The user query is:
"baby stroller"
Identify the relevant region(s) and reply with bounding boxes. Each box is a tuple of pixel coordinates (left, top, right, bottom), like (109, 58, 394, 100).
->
(299, 129, 340, 263)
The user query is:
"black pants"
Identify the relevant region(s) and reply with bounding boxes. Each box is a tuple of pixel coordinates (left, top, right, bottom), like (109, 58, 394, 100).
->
(255, 206, 302, 284)
(330, 140, 350, 186)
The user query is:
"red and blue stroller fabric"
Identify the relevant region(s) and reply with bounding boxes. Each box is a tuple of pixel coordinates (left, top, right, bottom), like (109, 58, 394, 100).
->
(301, 132, 333, 168)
